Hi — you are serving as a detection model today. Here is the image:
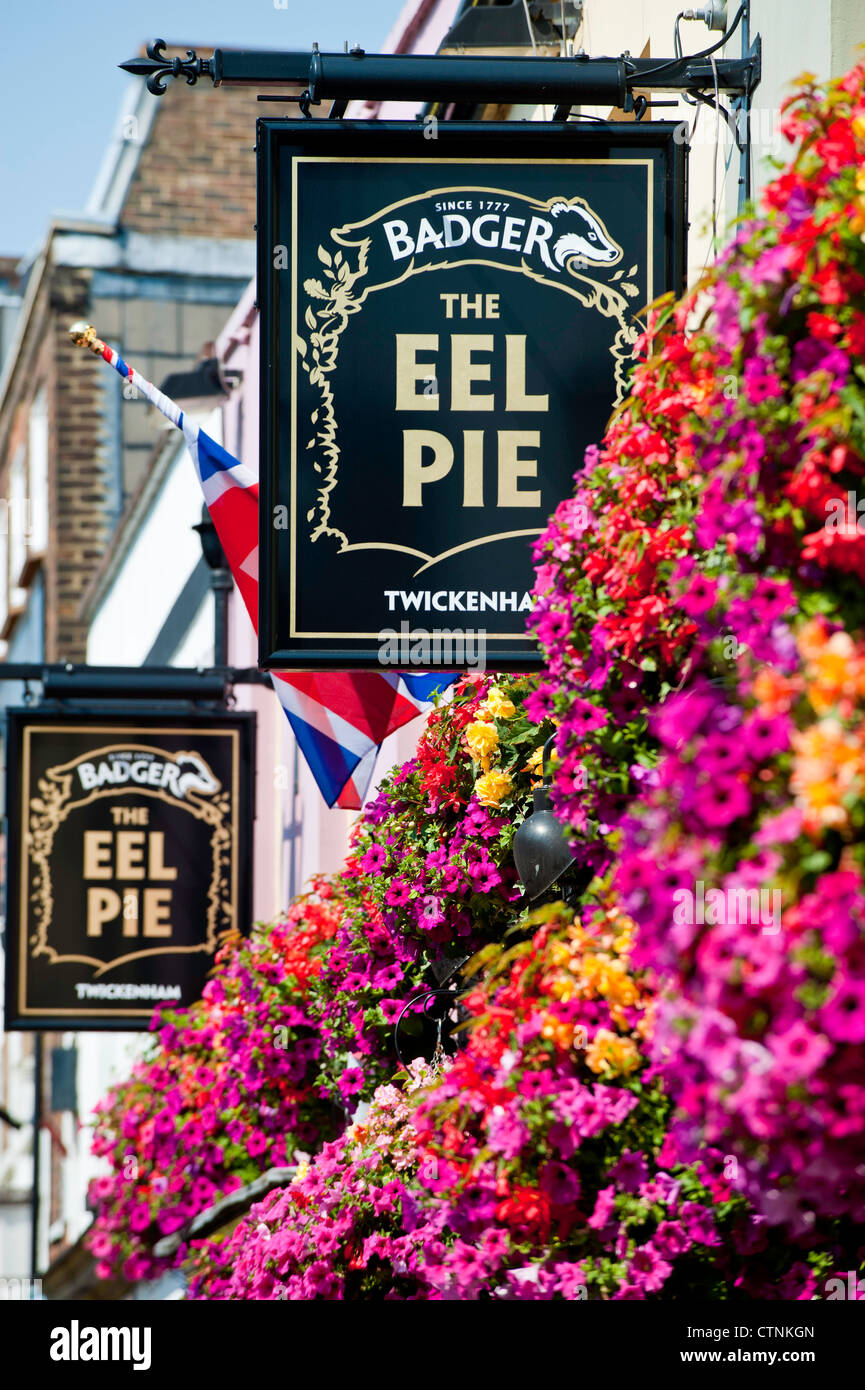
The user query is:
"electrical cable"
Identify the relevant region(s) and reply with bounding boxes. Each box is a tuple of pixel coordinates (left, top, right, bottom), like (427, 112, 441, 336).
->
(710, 52, 721, 244)
(521, 0, 539, 56)
(675, 12, 698, 107)
(629, 1, 745, 83)
(689, 89, 741, 144)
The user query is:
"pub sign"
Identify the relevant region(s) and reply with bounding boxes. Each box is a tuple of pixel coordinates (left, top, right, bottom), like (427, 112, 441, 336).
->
(3, 709, 254, 1029)
(258, 120, 687, 669)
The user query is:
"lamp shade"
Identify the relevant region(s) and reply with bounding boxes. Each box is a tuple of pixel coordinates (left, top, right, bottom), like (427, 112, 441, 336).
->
(513, 784, 577, 900)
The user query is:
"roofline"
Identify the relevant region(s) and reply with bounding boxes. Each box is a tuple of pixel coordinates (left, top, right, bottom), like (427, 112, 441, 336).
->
(86, 77, 159, 225)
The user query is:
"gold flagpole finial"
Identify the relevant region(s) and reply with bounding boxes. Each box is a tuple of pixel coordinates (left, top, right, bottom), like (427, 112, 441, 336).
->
(68, 321, 104, 353)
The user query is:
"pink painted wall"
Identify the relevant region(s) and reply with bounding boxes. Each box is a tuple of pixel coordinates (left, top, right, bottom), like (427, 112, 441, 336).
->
(347, 0, 464, 120)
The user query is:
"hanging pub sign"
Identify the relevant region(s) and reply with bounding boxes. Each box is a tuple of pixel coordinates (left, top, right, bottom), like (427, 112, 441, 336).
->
(257, 119, 686, 669)
(3, 709, 254, 1030)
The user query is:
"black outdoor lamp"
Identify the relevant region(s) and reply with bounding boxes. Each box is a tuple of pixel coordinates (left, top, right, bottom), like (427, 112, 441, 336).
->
(513, 734, 578, 899)
(193, 506, 232, 667)
(193, 506, 225, 571)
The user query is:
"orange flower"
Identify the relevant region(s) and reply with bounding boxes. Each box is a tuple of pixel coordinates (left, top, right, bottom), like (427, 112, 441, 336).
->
(791, 718, 865, 832)
(753, 665, 799, 714)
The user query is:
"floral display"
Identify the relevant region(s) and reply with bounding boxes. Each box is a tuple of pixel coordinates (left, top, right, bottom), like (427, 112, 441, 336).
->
(614, 619, 865, 1232)
(185, 1058, 439, 1300)
(529, 63, 865, 858)
(528, 60, 865, 1242)
(306, 673, 553, 1101)
(85, 882, 344, 1283)
(188, 906, 836, 1300)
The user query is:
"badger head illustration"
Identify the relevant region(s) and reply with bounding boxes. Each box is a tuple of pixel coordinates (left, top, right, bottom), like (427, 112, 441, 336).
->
(543, 200, 622, 272)
(175, 752, 221, 799)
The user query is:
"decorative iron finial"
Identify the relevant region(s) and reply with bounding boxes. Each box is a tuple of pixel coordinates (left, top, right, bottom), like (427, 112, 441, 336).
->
(119, 39, 211, 96)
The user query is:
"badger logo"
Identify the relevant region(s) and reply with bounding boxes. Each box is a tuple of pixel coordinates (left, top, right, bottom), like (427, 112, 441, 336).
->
(74, 746, 222, 802)
(175, 752, 222, 799)
(544, 199, 622, 272)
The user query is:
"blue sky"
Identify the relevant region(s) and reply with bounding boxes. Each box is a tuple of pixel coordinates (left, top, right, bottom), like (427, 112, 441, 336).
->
(1, 0, 402, 257)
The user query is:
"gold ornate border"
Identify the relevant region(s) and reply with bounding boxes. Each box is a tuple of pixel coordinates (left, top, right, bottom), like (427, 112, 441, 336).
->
(296, 182, 642, 565)
(23, 737, 233, 978)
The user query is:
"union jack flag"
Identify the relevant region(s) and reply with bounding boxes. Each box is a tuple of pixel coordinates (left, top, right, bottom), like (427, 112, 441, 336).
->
(70, 324, 452, 808)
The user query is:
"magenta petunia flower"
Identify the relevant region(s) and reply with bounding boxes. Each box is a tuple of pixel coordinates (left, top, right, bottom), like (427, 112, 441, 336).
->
(417, 894, 446, 930)
(339, 1067, 365, 1098)
(379, 998, 405, 1025)
(360, 843, 389, 873)
(468, 860, 502, 894)
(699, 733, 748, 776)
(560, 697, 607, 737)
(677, 573, 718, 617)
(373, 964, 403, 991)
(769, 1021, 831, 1078)
(384, 877, 412, 906)
(128, 1204, 152, 1233)
(607, 1149, 648, 1193)
(88, 1231, 114, 1259)
(741, 712, 791, 761)
(628, 1242, 673, 1293)
(652, 1220, 691, 1259)
(539, 1161, 580, 1206)
(587, 1184, 616, 1230)
(819, 977, 865, 1043)
(694, 775, 751, 827)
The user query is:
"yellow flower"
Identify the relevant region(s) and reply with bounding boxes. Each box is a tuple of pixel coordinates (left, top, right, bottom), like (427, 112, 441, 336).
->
(466, 720, 499, 762)
(475, 769, 513, 807)
(294, 1161, 309, 1181)
(524, 745, 544, 778)
(484, 686, 517, 720)
(585, 1029, 641, 1078)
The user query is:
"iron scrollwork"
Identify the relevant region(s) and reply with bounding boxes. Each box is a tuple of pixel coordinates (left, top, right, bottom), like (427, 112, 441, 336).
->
(120, 40, 212, 97)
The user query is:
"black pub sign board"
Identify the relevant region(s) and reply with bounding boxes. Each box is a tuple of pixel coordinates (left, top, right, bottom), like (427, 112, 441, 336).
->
(3, 710, 254, 1029)
(258, 120, 687, 669)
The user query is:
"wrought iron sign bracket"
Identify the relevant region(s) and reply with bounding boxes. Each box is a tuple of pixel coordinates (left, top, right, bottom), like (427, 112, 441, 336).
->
(121, 41, 760, 112)
(121, 28, 759, 208)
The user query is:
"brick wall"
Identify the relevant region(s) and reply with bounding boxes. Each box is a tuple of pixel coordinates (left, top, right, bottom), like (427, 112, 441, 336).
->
(48, 267, 112, 663)
(120, 53, 274, 240)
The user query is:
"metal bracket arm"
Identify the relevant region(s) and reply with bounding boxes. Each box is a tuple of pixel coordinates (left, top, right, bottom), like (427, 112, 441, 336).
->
(121, 44, 760, 106)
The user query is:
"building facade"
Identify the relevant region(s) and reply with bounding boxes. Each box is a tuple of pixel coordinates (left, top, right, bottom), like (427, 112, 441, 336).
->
(0, 48, 272, 1287)
(2, 1, 865, 1297)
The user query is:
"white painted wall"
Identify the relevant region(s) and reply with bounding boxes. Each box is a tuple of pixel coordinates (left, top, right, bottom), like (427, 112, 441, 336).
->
(577, 0, 865, 279)
(87, 420, 216, 667)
